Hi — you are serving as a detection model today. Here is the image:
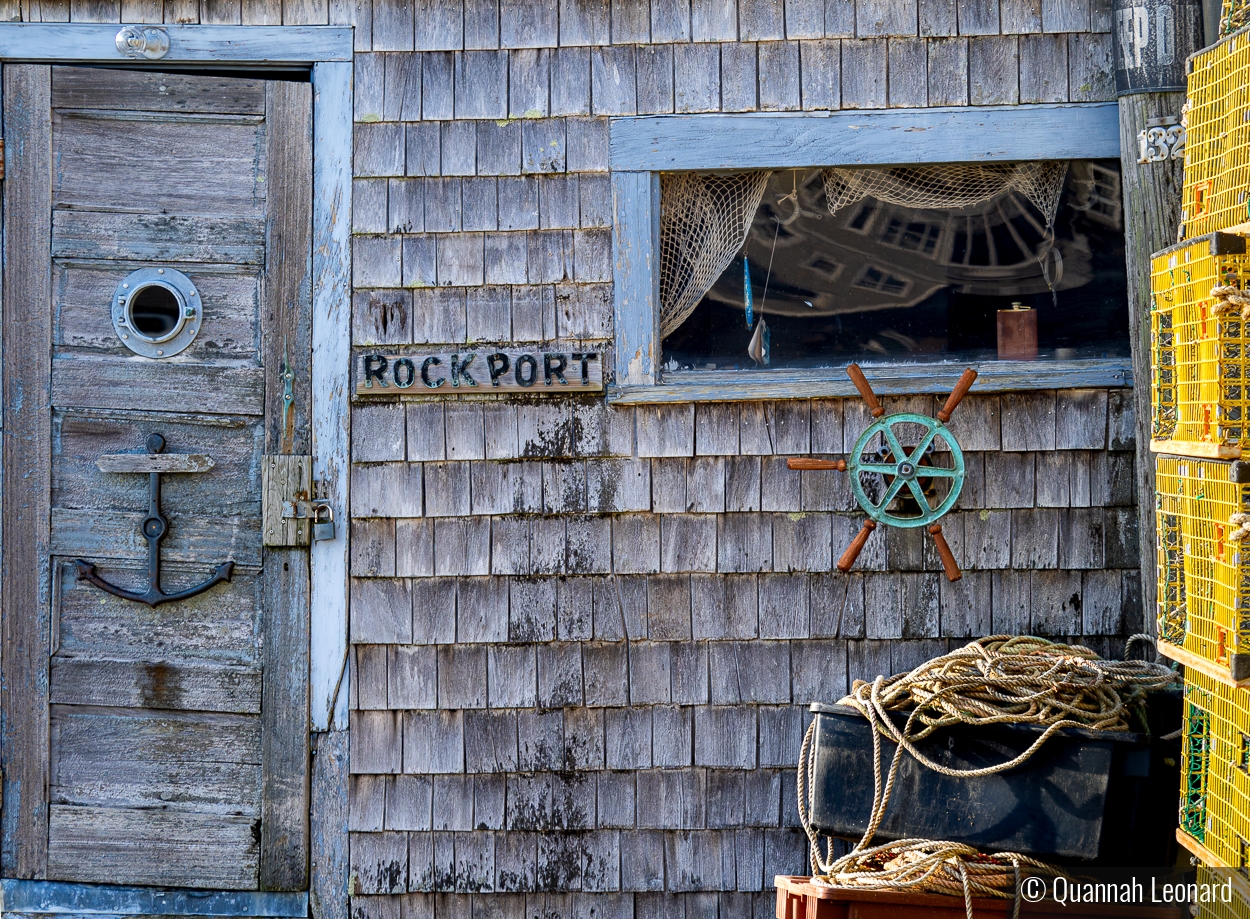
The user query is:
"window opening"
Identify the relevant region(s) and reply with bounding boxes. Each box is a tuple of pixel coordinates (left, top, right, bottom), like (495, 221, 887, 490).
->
(660, 161, 1130, 373)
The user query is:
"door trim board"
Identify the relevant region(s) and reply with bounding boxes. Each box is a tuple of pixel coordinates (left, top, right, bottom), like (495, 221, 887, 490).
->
(309, 59, 352, 733)
(0, 24, 349, 63)
(2, 879, 308, 917)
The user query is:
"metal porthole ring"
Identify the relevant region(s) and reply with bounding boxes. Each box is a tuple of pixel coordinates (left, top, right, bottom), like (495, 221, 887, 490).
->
(848, 412, 965, 529)
(112, 267, 202, 359)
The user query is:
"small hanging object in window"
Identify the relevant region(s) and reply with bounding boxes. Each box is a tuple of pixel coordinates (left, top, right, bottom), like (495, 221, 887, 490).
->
(743, 255, 754, 329)
(997, 301, 1038, 360)
(747, 317, 770, 366)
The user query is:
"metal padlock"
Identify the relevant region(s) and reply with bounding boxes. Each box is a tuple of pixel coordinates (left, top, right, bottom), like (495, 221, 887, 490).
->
(313, 503, 336, 541)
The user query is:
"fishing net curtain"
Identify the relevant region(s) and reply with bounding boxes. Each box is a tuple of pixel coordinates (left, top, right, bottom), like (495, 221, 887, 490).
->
(657, 162, 1069, 338)
(821, 162, 1069, 226)
(659, 171, 771, 338)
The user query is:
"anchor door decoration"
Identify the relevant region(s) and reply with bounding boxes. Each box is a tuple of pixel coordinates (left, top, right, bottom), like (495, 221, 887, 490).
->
(789, 364, 977, 581)
(1, 66, 315, 891)
(74, 434, 234, 606)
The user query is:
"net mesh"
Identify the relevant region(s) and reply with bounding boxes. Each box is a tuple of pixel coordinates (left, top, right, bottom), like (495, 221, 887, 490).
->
(822, 162, 1069, 226)
(657, 163, 1070, 339)
(659, 171, 770, 338)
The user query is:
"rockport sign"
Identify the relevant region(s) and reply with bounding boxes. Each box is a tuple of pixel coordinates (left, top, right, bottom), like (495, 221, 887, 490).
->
(355, 349, 604, 396)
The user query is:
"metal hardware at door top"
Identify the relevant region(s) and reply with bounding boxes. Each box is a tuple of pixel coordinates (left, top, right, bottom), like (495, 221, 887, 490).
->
(115, 25, 170, 60)
(74, 433, 234, 607)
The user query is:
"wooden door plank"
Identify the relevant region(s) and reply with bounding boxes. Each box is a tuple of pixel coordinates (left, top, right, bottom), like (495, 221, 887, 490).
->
(54, 560, 261, 663)
(52, 211, 266, 264)
(54, 267, 261, 359)
(263, 83, 313, 457)
(49, 657, 262, 713)
(52, 67, 266, 114)
(259, 78, 314, 892)
(309, 730, 348, 919)
(52, 66, 265, 113)
(51, 356, 265, 415)
(50, 706, 262, 812)
(2, 62, 53, 880)
(51, 111, 266, 216)
(47, 805, 258, 889)
(50, 509, 262, 567)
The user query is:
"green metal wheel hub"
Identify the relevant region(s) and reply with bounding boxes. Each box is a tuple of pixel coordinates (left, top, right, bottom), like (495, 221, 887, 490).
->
(849, 412, 965, 529)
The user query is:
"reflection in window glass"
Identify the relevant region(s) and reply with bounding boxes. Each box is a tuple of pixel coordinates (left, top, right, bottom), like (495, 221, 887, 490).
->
(661, 161, 1130, 373)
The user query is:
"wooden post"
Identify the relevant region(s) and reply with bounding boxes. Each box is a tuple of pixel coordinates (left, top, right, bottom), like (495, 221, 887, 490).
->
(1114, 0, 1202, 645)
(1118, 91, 1186, 643)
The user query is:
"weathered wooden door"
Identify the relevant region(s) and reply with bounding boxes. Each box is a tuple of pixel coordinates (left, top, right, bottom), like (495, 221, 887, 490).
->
(1, 64, 313, 890)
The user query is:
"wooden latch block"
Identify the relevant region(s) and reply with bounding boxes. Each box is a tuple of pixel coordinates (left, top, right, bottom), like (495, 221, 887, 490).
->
(262, 454, 312, 546)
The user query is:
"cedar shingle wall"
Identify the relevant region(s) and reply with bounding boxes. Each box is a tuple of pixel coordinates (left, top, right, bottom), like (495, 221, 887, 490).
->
(50, 1, 1126, 915)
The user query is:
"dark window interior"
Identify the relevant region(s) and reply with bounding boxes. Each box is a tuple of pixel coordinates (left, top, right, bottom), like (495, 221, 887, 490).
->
(129, 284, 182, 339)
(662, 161, 1130, 373)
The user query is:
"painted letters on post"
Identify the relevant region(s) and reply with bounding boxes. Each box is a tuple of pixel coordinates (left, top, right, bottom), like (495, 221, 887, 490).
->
(355, 349, 604, 397)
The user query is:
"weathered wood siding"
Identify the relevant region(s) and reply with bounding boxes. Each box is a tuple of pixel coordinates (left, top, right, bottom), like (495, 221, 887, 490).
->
(335, 0, 1124, 913)
(3, 0, 1125, 915)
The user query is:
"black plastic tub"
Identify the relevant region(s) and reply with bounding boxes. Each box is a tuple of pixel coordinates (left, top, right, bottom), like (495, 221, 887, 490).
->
(807, 698, 1179, 863)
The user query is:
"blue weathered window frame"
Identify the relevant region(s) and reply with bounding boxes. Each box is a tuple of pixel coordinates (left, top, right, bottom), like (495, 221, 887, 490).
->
(607, 102, 1129, 404)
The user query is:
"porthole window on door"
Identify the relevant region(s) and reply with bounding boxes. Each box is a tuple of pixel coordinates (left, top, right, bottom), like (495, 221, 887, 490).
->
(112, 267, 202, 358)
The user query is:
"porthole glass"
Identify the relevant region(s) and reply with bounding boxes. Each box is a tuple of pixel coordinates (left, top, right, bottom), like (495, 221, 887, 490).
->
(112, 267, 201, 358)
(128, 283, 184, 341)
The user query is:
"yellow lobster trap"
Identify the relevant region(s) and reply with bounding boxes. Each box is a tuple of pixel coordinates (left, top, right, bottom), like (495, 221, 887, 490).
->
(1181, 671, 1250, 874)
(1183, 29, 1250, 239)
(1156, 454, 1250, 685)
(1194, 862, 1250, 919)
(1152, 233, 1250, 458)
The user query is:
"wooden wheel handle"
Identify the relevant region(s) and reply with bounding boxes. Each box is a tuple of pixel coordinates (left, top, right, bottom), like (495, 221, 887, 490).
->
(928, 523, 962, 582)
(846, 363, 886, 417)
(837, 520, 876, 572)
(787, 458, 848, 471)
(937, 368, 978, 422)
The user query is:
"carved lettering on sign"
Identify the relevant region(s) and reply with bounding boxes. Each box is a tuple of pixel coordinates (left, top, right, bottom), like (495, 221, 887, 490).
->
(356, 349, 605, 396)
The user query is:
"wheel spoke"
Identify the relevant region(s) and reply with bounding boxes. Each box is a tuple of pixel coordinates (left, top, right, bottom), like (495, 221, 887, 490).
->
(875, 475, 907, 509)
(907, 428, 939, 463)
(858, 463, 899, 475)
(882, 424, 907, 464)
(920, 466, 959, 478)
(907, 479, 930, 509)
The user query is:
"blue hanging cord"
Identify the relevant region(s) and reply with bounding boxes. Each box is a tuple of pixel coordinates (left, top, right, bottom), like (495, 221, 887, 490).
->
(744, 255, 754, 329)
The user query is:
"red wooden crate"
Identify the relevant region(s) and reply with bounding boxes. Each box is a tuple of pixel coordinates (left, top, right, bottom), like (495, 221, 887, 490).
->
(774, 876, 1187, 919)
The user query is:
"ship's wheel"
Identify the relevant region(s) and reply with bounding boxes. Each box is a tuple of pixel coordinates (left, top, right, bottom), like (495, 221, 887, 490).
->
(788, 364, 977, 581)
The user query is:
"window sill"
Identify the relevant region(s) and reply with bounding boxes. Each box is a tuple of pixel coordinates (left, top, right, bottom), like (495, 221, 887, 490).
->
(606, 358, 1132, 404)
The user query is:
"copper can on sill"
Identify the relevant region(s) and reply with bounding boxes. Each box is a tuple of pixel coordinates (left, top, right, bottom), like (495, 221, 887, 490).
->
(997, 302, 1038, 361)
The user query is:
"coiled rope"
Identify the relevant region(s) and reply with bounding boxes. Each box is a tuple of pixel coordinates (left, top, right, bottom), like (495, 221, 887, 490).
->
(796, 635, 1181, 919)
(1211, 284, 1250, 320)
